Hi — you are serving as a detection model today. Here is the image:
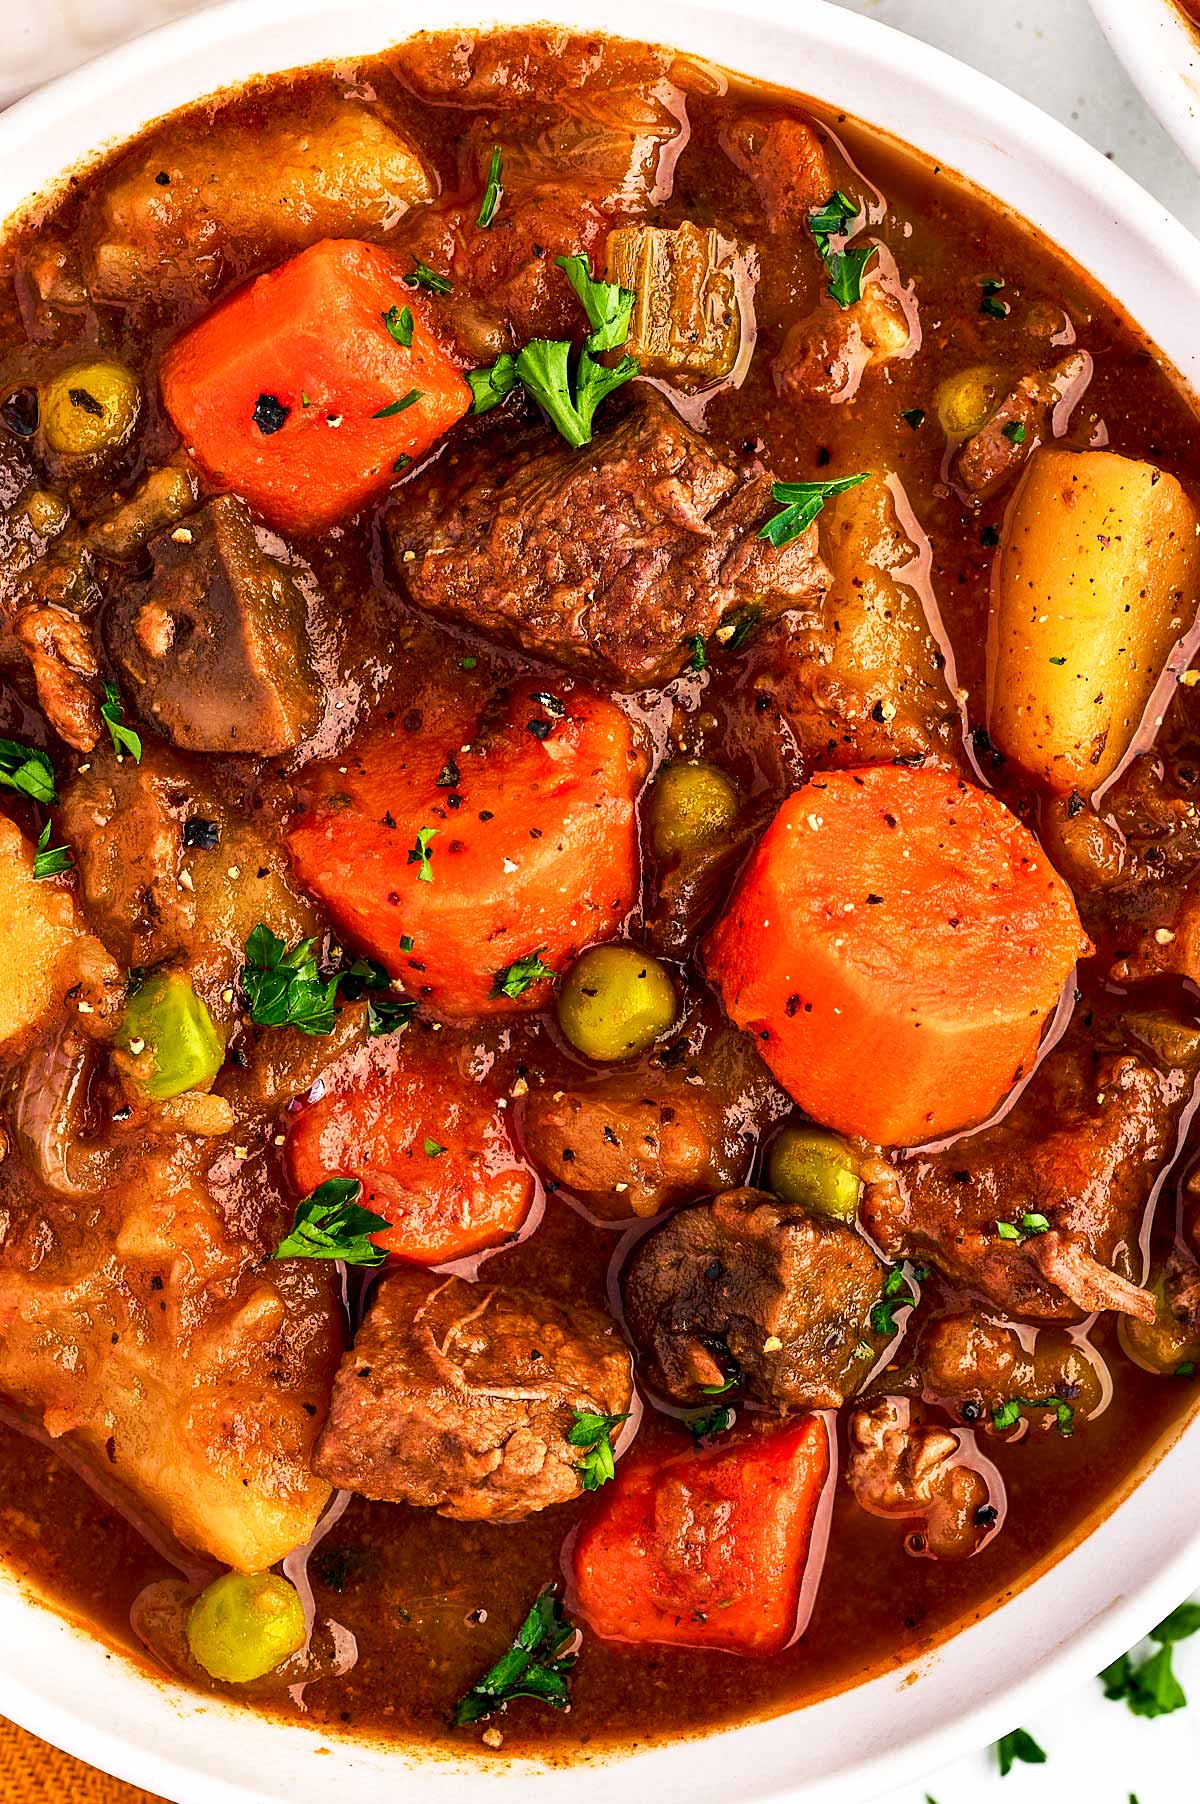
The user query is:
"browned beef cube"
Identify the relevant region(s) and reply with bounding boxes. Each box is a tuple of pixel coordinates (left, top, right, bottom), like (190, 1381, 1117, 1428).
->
(106, 495, 322, 755)
(389, 390, 829, 689)
(313, 1270, 633, 1522)
(623, 1186, 886, 1409)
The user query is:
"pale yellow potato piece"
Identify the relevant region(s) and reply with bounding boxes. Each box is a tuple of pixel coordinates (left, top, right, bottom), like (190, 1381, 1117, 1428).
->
(987, 447, 1200, 792)
(0, 814, 120, 1055)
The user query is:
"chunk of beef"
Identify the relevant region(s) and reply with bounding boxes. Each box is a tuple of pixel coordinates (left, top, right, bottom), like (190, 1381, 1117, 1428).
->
(393, 28, 673, 111)
(719, 112, 833, 230)
(741, 473, 958, 770)
(606, 222, 743, 381)
(896, 1308, 1104, 1426)
(952, 351, 1091, 500)
(105, 496, 322, 755)
(0, 1140, 339, 1570)
(623, 1186, 885, 1408)
(520, 1028, 783, 1218)
(458, 83, 685, 215)
(7, 604, 101, 750)
(861, 1014, 1199, 1323)
(846, 1397, 992, 1560)
(774, 275, 914, 406)
(391, 390, 829, 689)
(314, 1270, 633, 1521)
(0, 815, 121, 1057)
(88, 99, 432, 300)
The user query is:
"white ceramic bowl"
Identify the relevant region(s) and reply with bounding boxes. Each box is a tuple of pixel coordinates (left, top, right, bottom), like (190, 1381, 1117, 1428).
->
(1089, 0, 1200, 171)
(2, 1, 1200, 1799)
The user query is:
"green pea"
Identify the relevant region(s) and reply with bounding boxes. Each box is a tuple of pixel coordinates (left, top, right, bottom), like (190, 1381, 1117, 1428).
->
(557, 945, 678, 1062)
(934, 363, 1005, 438)
(186, 1571, 306, 1683)
(649, 761, 739, 861)
(1118, 1269, 1200, 1377)
(767, 1126, 861, 1221)
(117, 971, 224, 1099)
(41, 358, 140, 456)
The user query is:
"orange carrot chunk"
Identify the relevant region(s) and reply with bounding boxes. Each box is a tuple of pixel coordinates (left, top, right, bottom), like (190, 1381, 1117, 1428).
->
(704, 765, 1089, 1147)
(286, 674, 646, 1022)
(160, 238, 471, 533)
(286, 1027, 534, 1266)
(573, 1418, 830, 1655)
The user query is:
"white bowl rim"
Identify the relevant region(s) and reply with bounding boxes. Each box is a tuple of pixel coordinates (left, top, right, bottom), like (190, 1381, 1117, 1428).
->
(1088, 0, 1200, 173)
(1, 1, 1200, 1801)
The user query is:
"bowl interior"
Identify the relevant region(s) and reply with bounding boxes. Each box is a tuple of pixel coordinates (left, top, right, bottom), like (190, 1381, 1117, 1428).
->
(1, 1, 1200, 1800)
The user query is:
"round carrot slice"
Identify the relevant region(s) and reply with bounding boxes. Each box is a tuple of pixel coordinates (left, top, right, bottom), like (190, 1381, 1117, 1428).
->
(704, 765, 1089, 1146)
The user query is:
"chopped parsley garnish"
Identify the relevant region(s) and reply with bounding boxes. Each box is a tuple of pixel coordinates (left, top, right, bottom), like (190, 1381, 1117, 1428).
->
(100, 681, 142, 763)
(806, 191, 877, 308)
(383, 304, 414, 348)
(477, 144, 504, 229)
(760, 472, 870, 548)
(688, 1404, 735, 1441)
(338, 954, 416, 1036)
(252, 392, 289, 434)
(995, 1211, 1050, 1241)
(902, 407, 926, 429)
(423, 1137, 448, 1158)
(182, 816, 220, 850)
(408, 258, 452, 295)
(567, 1409, 630, 1490)
(468, 353, 519, 415)
(241, 923, 338, 1035)
(408, 825, 437, 883)
(994, 1727, 1046, 1776)
(373, 389, 421, 420)
(1049, 654, 1067, 665)
(719, 605, 762, 652)
(454, 1588, 577, 1726)
(980, 278, 1009, 320)
(870, 1264, 919, 1337)
(399, 934, 415, 953)
(554, 254, 635, 352)
(515, 335, 638, 450)
(32, 819, 73, 880)
(1100, 1604, 1200, 1718)
(492, 949, 556, 999)
(1002, 420, 1027, 444)
(0, 737, 55, 803)
(272, 1176, 389, 1267)
(981, 524, 1001, 547)
(687, 633, 708, 672)
(991, 1394, 1074, 1436)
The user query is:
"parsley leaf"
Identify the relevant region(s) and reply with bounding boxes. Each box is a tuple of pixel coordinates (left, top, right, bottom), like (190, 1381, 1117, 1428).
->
(454, 1588, 577, 1726)
(373, 390, 421, 420)
(1100, 1603, 1200, 1718)
(338, 955, 416, 1036)
(468, 353, 519, 415)
(32, 819, 73, 880)
(566, 1409, 630, 1491)
(408, 825, 437, 883)
(870, 1263, 919, 1337)
(995, 1727, 1046, 1777)
(423, 1137, 447, 1158)
(241, 923, 338, 1035)
(687, 633, 708, 672)
(688, 1404, 735, 1442)
(995, 1211, 1050, 1242)
(760, 472, 870, 548)
(491, 949, 556, 999)
(383, 304, 414, 348)
(902, 407, 926, 429)
(515, 337, 638, 450)
(554, 254, 635, 352)
(1002, 420, 1027, 444)
(0, 737, 55, 803)
(408, 258, 452, 295)
(100, 681, 142, 763)
(272, 1176, 389, 1267)
(991, 1394, 1074, 1436)
(477, 144, 504, 229)
(806, 190, 877, 309)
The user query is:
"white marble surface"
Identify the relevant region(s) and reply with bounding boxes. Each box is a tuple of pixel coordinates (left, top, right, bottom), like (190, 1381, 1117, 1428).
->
(1, 0, 1199, 1799)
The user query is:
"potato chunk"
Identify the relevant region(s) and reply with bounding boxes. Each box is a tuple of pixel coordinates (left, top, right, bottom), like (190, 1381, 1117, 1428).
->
(606, 221, 741, 380)
(90, 101, 432, 299)
(0, 815, 120, 1055)
(987, 448, 1200, 792)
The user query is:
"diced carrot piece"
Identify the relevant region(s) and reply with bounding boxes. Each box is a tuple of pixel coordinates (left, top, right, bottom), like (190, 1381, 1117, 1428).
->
(704, 766, 1089, 1147)
(286, 1026, 534, 1265)
(159, 238, 471, 533)
(573, 1418, 830, 1655)
(286, 674, 646, 1021)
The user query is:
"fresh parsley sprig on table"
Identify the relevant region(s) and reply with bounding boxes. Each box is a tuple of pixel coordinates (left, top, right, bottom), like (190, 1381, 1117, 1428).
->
(272, 1177, 390, 1267)
(454, 1588, 578, 1726)
(994, 1726, 1046, 1777)
(567, 1409, 630, 1491)
(1101, 1602, 1200, 1718)
(0, 736, 55, 803)
(241, 924, 338, 1035)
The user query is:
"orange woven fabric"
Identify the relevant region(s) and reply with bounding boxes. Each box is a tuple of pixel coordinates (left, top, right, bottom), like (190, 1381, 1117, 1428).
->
(0, 1716, 166, 1803)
